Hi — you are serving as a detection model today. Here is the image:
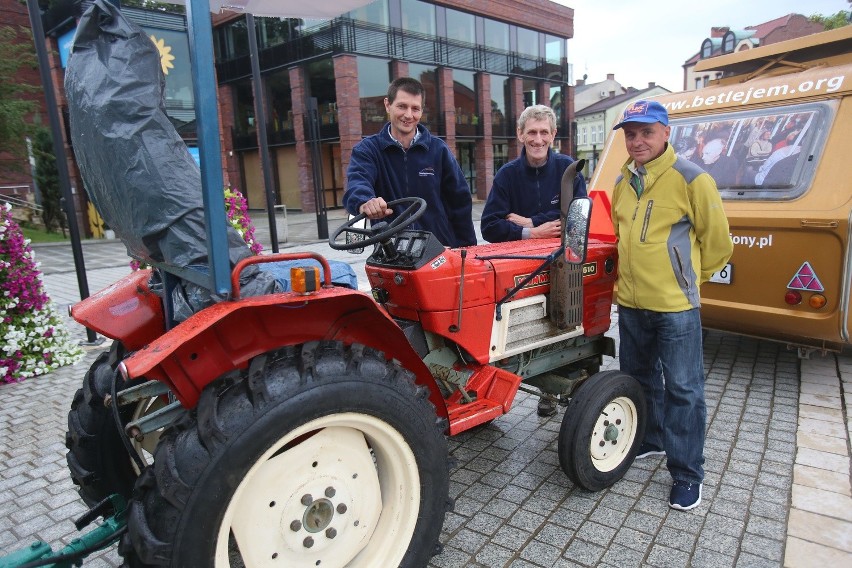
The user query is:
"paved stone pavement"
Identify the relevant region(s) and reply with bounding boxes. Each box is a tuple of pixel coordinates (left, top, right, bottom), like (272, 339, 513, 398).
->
(2, 204, 850, 567)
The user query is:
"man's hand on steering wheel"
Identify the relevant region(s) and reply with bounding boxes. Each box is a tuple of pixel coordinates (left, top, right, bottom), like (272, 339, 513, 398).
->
(359, 197, 394, 220)
(329, 197, 427, 251)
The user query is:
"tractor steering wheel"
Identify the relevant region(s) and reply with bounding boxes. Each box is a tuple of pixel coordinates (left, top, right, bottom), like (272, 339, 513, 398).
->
(329, 197, 427, 250)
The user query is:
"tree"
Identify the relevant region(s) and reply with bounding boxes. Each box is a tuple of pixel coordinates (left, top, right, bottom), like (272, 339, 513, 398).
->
(0, 26, 38, 177)
(33, 128, 66, 236)
(808, 11, 851, 30)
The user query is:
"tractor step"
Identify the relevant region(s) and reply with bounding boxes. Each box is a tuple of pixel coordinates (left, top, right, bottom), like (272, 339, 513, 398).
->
(446, 366, 522, 434)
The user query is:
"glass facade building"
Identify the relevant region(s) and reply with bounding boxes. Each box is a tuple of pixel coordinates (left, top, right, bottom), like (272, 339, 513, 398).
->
(211, 0, 575, 212)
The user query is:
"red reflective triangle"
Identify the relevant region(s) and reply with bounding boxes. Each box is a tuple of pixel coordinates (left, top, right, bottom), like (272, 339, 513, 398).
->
(787, 261, 825, 292)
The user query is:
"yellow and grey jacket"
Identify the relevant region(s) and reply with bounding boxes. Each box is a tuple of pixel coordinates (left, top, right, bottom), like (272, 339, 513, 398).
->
(611, 144, 733, 312)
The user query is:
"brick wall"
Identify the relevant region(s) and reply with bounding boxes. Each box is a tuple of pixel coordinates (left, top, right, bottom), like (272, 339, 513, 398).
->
(474, 72, 493, 201)
(334, 54, 360, 206)
(439, 67, 457, 154)
(289, 66, 316, 212)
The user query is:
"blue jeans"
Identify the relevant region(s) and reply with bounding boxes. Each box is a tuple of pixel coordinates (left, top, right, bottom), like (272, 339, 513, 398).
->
(618, 306, 706, 484)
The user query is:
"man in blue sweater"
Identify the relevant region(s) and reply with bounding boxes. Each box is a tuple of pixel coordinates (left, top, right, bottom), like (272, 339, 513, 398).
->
(343, 77, 476, 248)
(480, 104, 586, 244)
(481, 104, 586, 416)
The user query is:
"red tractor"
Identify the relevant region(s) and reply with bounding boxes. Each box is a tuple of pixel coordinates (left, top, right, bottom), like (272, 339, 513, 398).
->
(66, 165, 645, 567)
(55, 2, 644, 566)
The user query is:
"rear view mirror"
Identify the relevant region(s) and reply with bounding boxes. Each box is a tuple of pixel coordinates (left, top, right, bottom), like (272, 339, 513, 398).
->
(564, 197, 592, 264)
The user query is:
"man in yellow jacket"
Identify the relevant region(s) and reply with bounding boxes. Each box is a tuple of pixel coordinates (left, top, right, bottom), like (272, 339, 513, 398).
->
(610, 100, 733, 511)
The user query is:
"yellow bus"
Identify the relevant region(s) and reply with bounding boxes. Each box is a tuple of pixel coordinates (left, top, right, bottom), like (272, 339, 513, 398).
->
(591, 26, 852, 355)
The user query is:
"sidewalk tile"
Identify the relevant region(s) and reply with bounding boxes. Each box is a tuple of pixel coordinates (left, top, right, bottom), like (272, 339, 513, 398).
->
(787, 508, 852, 552)
(797, 431, 849, 455)
(798, 417, 847, 438)
(791, 485, 852, 522)
(785, 536, 852, 566)
(793, 464, 851, 496)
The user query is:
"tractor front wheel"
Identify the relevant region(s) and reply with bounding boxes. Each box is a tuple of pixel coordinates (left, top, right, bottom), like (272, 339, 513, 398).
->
(558, 370, 645, 491)
(124, 341, 451, 567)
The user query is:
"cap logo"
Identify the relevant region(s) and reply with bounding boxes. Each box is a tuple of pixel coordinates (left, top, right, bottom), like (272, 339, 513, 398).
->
(623, 102, 650, 120)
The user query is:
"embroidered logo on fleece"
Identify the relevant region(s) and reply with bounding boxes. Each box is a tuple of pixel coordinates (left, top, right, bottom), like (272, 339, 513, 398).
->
(418, 167, 436, 177)
(550, 195, 560, 205)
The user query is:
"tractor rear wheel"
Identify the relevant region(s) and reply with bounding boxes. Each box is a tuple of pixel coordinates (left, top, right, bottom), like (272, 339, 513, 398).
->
(124, 341, 451, 567)
(558, 370, 645, 491)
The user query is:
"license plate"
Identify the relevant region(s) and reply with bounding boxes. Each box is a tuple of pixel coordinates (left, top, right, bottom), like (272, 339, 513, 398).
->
(709, 264, 732, 284)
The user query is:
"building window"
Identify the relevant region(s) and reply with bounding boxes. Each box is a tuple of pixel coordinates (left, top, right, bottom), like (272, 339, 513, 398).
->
(550, 84, 564, 133)
(456, 142, 476, 194)
(544, 34, 564, 64)
(357, 56, 390, 135)
(581, 126, 587, 144)
(255, 17, 291, 49)
(493, 143, 508, 173)
(516, 26, 539, 59)
(266, 69, 292, 136)
(214, 17, 249, 61)
(490, 74, 511, 137)
(723, 31, 735, 53)
(522, 78, 537, 108)
(408, 63, 439, 132)
(597, 125, 603, 143)
(307, 59, 337, 130)
(701, 38, 713, 59)
(453, 69, 478, 135)
(347, 0, 389, 26)
(401, 0, 435, 36)
(445, 7, 475, 44)
(233, 79, 255, 138)
(484, 19, 509, 52)
(695, 77, 702, 90)
(292, 18, 328, 35)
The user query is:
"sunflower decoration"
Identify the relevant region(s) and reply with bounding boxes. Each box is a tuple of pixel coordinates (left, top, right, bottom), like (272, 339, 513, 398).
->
(150, 35, 176, 75)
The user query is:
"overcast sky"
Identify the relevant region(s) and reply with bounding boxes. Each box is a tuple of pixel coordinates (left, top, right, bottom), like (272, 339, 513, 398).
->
(554, 0, 849, 92)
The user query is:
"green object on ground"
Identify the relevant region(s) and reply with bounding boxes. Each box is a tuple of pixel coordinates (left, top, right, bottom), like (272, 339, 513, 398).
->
(20, 226, 68, 244)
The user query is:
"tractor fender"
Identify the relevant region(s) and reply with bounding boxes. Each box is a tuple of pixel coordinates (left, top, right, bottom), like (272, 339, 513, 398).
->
(70, 269, 165, 351)
(119, 286, 448, 418)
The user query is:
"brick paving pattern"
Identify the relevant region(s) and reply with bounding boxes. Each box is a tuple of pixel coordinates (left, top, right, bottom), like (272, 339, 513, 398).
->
(1, 203, 849, 566)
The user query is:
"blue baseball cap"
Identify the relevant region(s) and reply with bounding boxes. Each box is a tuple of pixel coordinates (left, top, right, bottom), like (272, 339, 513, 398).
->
(612, 100, 669, 130)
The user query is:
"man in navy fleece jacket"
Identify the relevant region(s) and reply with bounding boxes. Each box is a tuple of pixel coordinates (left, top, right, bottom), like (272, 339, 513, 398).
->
(480, 104, 586, 243)
(343, 77, 476, 248)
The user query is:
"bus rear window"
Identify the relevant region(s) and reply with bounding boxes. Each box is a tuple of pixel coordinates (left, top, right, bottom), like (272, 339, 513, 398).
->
(669, 102, 832, 200)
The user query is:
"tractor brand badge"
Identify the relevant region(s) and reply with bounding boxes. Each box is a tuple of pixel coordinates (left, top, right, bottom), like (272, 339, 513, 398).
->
(514, 271, 550, 289)
(787, 261, 825, 292)
(430, 255, 447, 270)
(513, 262, 597, 289)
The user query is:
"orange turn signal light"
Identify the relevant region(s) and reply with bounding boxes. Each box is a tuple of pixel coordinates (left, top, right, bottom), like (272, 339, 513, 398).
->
(291, 266, 320, 294)
(808, 294, 827, 309)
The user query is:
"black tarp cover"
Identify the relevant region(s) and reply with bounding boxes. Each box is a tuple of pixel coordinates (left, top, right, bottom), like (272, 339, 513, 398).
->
(65, 0, 279, 318)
